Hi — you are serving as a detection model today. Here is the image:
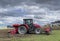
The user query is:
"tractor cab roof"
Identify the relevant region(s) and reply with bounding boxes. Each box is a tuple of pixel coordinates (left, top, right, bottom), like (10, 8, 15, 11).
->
(23, 19, 33, 20)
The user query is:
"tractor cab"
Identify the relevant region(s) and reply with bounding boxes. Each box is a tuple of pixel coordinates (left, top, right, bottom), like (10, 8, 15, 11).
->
(23, 19, 34, 30)
(23, 19, 33, 25)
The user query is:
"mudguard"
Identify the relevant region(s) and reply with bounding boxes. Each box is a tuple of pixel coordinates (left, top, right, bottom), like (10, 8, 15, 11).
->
(19, 24, 29, 30)
(33, 24, 41, 28)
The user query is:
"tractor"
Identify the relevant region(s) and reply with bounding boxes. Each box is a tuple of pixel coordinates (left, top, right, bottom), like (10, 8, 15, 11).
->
(9, 19, 51, 35)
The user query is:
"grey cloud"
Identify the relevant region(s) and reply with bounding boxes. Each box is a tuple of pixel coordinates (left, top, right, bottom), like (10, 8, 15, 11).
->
(0, 0, 35, 7)
(34, 0, 60, 6)
(34, 0, 60, 10)
(0, 0, 60, 10)
(0, 0, 60, 17)
(0, 0, 60, 26)
(0, 0, 25, 7)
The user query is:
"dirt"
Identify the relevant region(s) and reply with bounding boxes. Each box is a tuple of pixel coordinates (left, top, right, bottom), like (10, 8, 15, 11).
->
(0, 29, 33, 41)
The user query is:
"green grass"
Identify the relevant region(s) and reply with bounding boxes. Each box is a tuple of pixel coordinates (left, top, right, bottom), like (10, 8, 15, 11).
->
(0, 30, 60, 41)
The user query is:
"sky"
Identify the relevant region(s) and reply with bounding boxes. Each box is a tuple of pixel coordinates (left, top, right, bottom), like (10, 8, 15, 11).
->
(0, 0, 60, 27)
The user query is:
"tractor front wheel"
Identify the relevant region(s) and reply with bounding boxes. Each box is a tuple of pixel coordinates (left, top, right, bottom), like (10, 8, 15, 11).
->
(35, 28, 41, 34)
(18, 26, 27, 34)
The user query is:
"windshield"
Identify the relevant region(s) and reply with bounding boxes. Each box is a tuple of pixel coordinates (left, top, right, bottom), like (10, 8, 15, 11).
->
(25, 20, 31, 24)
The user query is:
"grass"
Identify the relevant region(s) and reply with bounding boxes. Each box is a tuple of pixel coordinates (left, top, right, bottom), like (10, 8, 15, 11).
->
(0, 30, 60, 41)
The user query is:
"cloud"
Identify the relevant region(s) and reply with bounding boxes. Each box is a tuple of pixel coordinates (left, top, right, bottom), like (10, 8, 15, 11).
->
(0, 3, 49, 17)
(0, 1, 60, 16)
(0, 0, 60, 26)
(0, 16, 24, 26)
(0, 21, 4, 24)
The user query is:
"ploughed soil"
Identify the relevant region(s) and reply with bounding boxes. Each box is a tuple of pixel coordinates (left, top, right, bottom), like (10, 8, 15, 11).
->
(0, 29, 33, 41)
(0, 29, 10, 38)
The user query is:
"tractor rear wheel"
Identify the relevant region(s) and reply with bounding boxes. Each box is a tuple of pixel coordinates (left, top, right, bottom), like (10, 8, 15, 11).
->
(35, 28, 42, 34)
(18, 26, 27, 34)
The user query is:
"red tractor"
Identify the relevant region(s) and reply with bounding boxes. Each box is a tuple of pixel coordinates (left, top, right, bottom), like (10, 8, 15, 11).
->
(10, 19, 51, 35)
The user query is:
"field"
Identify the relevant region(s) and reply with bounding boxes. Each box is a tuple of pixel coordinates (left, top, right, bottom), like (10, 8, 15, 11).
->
(0, 29, 60, 41)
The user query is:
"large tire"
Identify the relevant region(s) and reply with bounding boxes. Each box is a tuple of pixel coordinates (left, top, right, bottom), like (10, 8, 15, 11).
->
(18, 26, 27, 34)
(35, 28, 42, 34)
